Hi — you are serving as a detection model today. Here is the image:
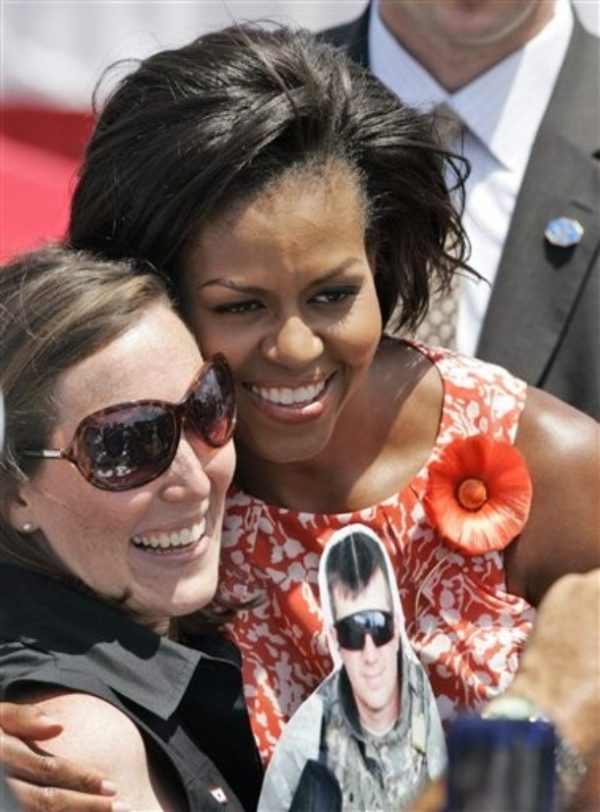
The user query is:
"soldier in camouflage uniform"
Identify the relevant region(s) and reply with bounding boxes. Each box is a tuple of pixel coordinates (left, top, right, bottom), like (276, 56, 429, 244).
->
(259, 525, 446, 811)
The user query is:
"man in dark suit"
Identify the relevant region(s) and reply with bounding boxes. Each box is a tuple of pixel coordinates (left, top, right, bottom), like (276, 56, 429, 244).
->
(323, 1, 599, 419)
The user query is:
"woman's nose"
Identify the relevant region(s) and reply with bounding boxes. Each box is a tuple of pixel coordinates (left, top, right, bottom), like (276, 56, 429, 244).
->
(158, 432, 213, 503)
(261, 315, 323, 368)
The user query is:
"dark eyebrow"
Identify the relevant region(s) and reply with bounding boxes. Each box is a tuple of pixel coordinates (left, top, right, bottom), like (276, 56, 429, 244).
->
(196, 259, 363, 293)
(196, 278, 262, 294)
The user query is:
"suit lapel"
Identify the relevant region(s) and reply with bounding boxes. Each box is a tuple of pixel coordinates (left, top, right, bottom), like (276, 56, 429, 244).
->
(321, 6, 370, 66)
(476, 21, 600, 384)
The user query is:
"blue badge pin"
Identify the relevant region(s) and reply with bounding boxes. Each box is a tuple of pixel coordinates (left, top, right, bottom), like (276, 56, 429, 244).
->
(544, 217, 584, 248)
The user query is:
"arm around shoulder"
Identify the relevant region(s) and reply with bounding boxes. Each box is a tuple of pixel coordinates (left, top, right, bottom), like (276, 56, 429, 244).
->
(19, 689, 165, 811)
(509, 387, 600, 605)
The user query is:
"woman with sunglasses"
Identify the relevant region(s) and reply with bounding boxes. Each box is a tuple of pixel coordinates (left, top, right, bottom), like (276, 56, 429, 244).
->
(0, 245, 262, 811)
(2, 24, 599, 811)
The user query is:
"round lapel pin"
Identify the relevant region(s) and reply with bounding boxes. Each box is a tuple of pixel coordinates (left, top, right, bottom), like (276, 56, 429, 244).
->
(544, 217, 584, 248)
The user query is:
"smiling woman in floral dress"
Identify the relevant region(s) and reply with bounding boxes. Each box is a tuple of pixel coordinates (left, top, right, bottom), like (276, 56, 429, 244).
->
(1, 24, 598, 808)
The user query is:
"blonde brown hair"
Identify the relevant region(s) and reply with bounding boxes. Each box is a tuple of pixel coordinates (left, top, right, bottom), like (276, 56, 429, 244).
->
(0, 244, 171, 578)
(0, 244, 246, 634)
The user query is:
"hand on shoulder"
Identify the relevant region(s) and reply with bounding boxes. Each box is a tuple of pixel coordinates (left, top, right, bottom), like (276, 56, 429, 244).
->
(14, 689, 165, 811)
(0, 699, 120, 812)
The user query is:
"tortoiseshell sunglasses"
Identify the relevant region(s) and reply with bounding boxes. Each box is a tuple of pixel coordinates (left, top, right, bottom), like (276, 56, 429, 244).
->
(22, 354, 236, 492)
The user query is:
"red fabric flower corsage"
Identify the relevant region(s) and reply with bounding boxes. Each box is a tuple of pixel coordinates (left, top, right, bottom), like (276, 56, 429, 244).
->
(423, 435, 533, 555)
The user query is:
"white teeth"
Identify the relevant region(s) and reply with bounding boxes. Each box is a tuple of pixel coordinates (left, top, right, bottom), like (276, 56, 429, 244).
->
(250, 380, 326, 406)
(132, 519, 206, 550)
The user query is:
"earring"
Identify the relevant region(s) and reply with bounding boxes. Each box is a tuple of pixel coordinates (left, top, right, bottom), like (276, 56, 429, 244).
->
(22, 522, 35, 533)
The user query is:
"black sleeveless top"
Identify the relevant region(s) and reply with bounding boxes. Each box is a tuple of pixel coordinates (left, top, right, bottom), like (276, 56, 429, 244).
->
(0, 564, 263, 811)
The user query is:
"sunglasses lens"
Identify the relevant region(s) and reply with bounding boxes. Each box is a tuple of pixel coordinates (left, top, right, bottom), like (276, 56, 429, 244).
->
(66, 356, 234, 491)
(77, 406, 177, 491)
(188, 356, 236, 447)
(335, 610, 394, 651)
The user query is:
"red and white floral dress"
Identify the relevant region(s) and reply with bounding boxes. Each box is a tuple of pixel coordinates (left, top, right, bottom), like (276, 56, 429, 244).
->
(219, 343, 536, 763)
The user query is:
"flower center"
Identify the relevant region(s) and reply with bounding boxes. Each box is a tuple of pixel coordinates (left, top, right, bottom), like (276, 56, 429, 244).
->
(456, 477, 488, 511)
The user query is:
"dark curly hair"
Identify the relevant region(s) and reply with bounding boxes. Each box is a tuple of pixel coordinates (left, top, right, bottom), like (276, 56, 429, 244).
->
(69, 24, 471, 332)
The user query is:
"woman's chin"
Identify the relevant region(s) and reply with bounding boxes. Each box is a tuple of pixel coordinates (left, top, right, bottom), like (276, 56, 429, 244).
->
(129, 575, 220, 631)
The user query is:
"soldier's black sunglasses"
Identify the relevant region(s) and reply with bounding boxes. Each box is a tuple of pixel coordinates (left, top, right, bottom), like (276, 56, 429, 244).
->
(334, 609, 394, 651)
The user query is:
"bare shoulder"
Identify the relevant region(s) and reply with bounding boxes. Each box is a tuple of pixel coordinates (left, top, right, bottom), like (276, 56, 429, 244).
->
(18, 688, 165, 810)
(517, 387, 599, 459)
(507, 387, 600, 605)
(516, 388, 598, 503)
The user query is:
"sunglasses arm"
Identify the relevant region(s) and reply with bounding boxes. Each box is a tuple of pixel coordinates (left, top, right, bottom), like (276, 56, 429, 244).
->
(21, 449, 67, 460)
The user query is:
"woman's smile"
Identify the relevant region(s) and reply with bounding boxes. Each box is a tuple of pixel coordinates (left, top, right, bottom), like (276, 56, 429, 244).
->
(129, 528, 212, 566)
(131, 517, 207, 551)
(242, 373, 335, 422)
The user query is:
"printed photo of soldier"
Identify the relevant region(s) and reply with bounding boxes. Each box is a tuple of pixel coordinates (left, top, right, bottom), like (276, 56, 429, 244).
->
(258, 523, 447, 811)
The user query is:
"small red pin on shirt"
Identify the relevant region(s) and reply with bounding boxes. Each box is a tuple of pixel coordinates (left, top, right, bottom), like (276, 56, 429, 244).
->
(209, 786, 229, 805)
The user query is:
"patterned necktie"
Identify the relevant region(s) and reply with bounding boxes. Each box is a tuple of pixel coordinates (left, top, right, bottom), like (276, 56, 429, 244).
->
(413, 104, 464, 350)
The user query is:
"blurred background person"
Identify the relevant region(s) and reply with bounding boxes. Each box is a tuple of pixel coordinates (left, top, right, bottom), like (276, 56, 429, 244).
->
(323, 0, 600, 417)
(2, 1, 597, 269)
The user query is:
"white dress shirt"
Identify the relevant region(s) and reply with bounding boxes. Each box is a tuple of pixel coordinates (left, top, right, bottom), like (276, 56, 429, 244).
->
(369, 0, 573, 355)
